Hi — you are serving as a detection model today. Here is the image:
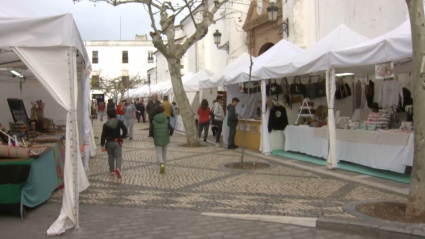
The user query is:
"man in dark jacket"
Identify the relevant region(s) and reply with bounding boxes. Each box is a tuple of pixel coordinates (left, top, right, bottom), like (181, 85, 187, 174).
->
(152, 106, 174, 174)
(227, 98, 240, 149)
(135, 99, 146, 123)
(101, 109, 128, 178)
(146, 93, 161, 137)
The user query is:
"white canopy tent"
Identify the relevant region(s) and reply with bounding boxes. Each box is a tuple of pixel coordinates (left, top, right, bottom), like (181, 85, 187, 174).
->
(330, 20, 412, 73)
(0, 14, 92, 235)
(224, 40, 305, 84)
(199, 53, 253, 89)
(164, 70, 213, 95)
(251, 25, 370, 168)
(132, 84, 150, 98)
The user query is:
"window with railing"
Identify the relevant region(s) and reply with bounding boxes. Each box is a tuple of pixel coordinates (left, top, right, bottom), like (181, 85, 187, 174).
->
(122, 51, 129, 64)
(92, 51, 98, 64)
(147, 51, 154, 63)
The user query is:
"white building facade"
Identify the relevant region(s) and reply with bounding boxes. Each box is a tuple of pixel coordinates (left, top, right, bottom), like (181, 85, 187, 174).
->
(85, 34, 157, 99)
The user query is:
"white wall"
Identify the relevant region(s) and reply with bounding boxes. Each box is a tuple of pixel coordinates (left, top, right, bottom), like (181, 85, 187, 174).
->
(288, 0, 408, 49)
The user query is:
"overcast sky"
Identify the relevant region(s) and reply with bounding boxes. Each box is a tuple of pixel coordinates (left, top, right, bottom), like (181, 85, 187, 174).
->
(0, 0, 188, 41)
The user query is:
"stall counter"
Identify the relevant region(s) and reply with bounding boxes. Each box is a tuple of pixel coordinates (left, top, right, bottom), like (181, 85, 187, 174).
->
(235, 119, 261, 151)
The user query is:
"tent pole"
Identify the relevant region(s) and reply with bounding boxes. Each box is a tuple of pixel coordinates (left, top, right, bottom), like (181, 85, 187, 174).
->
(69, 47, 81, 231)
(326, 69, 337, 169)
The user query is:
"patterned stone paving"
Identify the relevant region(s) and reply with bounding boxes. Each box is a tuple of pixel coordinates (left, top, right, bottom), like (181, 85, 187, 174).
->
(50, 120, 407, 220)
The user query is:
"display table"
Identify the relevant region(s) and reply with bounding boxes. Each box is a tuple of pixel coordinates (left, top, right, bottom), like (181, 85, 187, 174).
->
(0, 143, 64, 218)
(284, 126, 413, 173)
(235, 119, 261, 150)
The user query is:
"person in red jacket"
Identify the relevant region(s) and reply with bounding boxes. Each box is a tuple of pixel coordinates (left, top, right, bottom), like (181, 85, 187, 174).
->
(98, 101, 106, 121)
(197, 99, 211, 142)
(116, 100, 126, 121)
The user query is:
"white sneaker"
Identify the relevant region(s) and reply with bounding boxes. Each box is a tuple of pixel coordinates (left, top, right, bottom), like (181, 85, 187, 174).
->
(215, 142, 220, 147)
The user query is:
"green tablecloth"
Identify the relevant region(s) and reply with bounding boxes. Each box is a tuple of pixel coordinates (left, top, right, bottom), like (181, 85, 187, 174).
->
(0, 143, 64, 207)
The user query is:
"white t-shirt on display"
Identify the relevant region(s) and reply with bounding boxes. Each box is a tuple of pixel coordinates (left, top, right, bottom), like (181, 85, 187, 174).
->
(379, 80, 403, 108)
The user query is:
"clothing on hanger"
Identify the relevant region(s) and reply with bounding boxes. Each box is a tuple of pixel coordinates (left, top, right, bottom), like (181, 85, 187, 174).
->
(268, 105, 288, 132)
(379, 80, 403, 108)
(355, 79, 362, 109)
(365, 79, 374, 108)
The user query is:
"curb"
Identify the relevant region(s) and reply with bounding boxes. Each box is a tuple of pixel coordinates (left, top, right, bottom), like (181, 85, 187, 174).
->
(201, 212, 317, 228)
(201, 212, 425, 238)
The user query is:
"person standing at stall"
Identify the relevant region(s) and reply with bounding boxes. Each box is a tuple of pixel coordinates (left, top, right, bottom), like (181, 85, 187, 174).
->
(211, 100, 218, 137)
(136, 99, 146, 123)
(98, 101, 106, 121)
(213, 96, 225, 147)
(101, 109, 128, 178)
(147, 93, 161, 137)
(197, 99, 211, 142)
(227, 97, 240, 150)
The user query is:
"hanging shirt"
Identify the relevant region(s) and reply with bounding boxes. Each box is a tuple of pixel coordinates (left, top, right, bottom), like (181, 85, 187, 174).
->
(268, 105, 288, 132)
(379, 80, 403, 108)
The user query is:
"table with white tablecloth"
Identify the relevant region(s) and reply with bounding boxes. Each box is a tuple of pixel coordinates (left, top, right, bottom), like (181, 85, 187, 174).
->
(284, 125, 413, 173)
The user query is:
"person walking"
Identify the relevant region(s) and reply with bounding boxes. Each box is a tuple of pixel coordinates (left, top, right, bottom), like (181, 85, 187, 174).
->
(117, 100, 126, 121)
(136, 99, 146, 123)
(123, 99, 138, 140)
(152, 106, 174, 174)
(211, 100, 218, 137)
(227, 97, 240, 150)
(98, 101, 106, 121)
(213, 96, 225, 147)
(197, 99, 211, 142)
(170, 102, 177, 128)
(162, 96, 172, 122)
(107, 99, 115, 110)
(100, 109, 128, 178)
(147, 94, 161, 137)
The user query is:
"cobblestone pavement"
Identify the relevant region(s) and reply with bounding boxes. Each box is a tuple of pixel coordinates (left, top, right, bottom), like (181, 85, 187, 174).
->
(0, 203, 376, 239)
(49, 120, 406, 220)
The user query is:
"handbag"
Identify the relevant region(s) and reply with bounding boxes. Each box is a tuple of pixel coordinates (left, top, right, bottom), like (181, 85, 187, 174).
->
(315, 77, 326, 98)
(335, 78, 352, 99)
(281, 77, 290, 95)
(291, 95, 303, 104)
(290, 76, 306, 96)
(266, 79, 283, 97)
(390, 105, 408, 129)
(305, 77, 317, 99)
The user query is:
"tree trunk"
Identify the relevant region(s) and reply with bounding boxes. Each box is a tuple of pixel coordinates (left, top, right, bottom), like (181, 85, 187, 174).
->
(406, 0, 425, 216)
(167, 58, 200, 147)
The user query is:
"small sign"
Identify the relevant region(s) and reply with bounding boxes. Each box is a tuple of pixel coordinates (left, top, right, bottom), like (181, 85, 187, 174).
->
(375, 62, 394, 79)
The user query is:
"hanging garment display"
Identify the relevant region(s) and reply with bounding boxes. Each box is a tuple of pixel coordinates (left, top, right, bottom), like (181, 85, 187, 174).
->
(379, 79, 403, 108)
(365, 79, 374, 108)
(335, 78, 352, 99)
(268, 105, 288, 132)
(355, 79, 362, 109)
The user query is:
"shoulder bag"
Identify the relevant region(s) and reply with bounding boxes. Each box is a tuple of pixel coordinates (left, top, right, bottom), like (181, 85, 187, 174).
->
(290, 76, 306, 96)
(305, 77, 317, 99)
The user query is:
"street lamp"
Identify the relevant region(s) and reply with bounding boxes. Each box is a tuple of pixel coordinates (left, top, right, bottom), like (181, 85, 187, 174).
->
(267, 3, 289, 37)
(213, 30, 229, 53)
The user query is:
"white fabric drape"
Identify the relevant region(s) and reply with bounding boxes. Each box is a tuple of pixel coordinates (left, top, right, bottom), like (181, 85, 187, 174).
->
(260, 80, 271, 155)
(326, 69, 337, 169)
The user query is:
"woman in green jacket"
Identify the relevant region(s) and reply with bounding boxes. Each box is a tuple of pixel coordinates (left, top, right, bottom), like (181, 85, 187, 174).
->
(153, 106, 174, 173)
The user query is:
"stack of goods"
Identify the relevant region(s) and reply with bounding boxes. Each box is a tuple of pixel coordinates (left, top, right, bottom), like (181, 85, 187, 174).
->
(377, 110, 390, 130)
(364, 112, 379, 127)
(10, 122, 27, 135)
(29, 134, 64, 143)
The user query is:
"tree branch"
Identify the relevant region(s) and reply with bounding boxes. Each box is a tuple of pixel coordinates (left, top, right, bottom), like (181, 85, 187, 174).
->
(184, 0, 198, 30)
(89, 0, 161, 9)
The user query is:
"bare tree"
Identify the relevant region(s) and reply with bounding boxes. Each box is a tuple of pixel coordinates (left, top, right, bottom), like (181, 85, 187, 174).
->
(80, 0, 230, 146)
(94, 71, 144, 104)
(406, 0, 425, 216)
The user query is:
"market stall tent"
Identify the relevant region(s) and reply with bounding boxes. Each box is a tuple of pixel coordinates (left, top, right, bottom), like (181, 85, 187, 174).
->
(330, 20, 412, 73)
(164, 69, 213, 95)
(0, 14, 92, 235)
(199, 53, 253, 89)
(224, 40, 305, 84)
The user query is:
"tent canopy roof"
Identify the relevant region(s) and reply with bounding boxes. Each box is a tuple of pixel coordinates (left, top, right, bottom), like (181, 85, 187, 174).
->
(200, 53, 253, 89)
(225, 40, 305, 84)
(256, 24, 369, 79)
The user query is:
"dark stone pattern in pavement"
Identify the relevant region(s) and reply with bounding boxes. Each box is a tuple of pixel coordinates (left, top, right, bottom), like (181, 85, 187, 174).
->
(0, 203, 376, 239)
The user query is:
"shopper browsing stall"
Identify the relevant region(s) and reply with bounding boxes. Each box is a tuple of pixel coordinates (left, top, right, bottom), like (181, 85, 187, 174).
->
(227, 98, 240, 149)
(213, 96, 225, 147)
(124, 99, 139, 140)
(197, 99, 211, 142)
